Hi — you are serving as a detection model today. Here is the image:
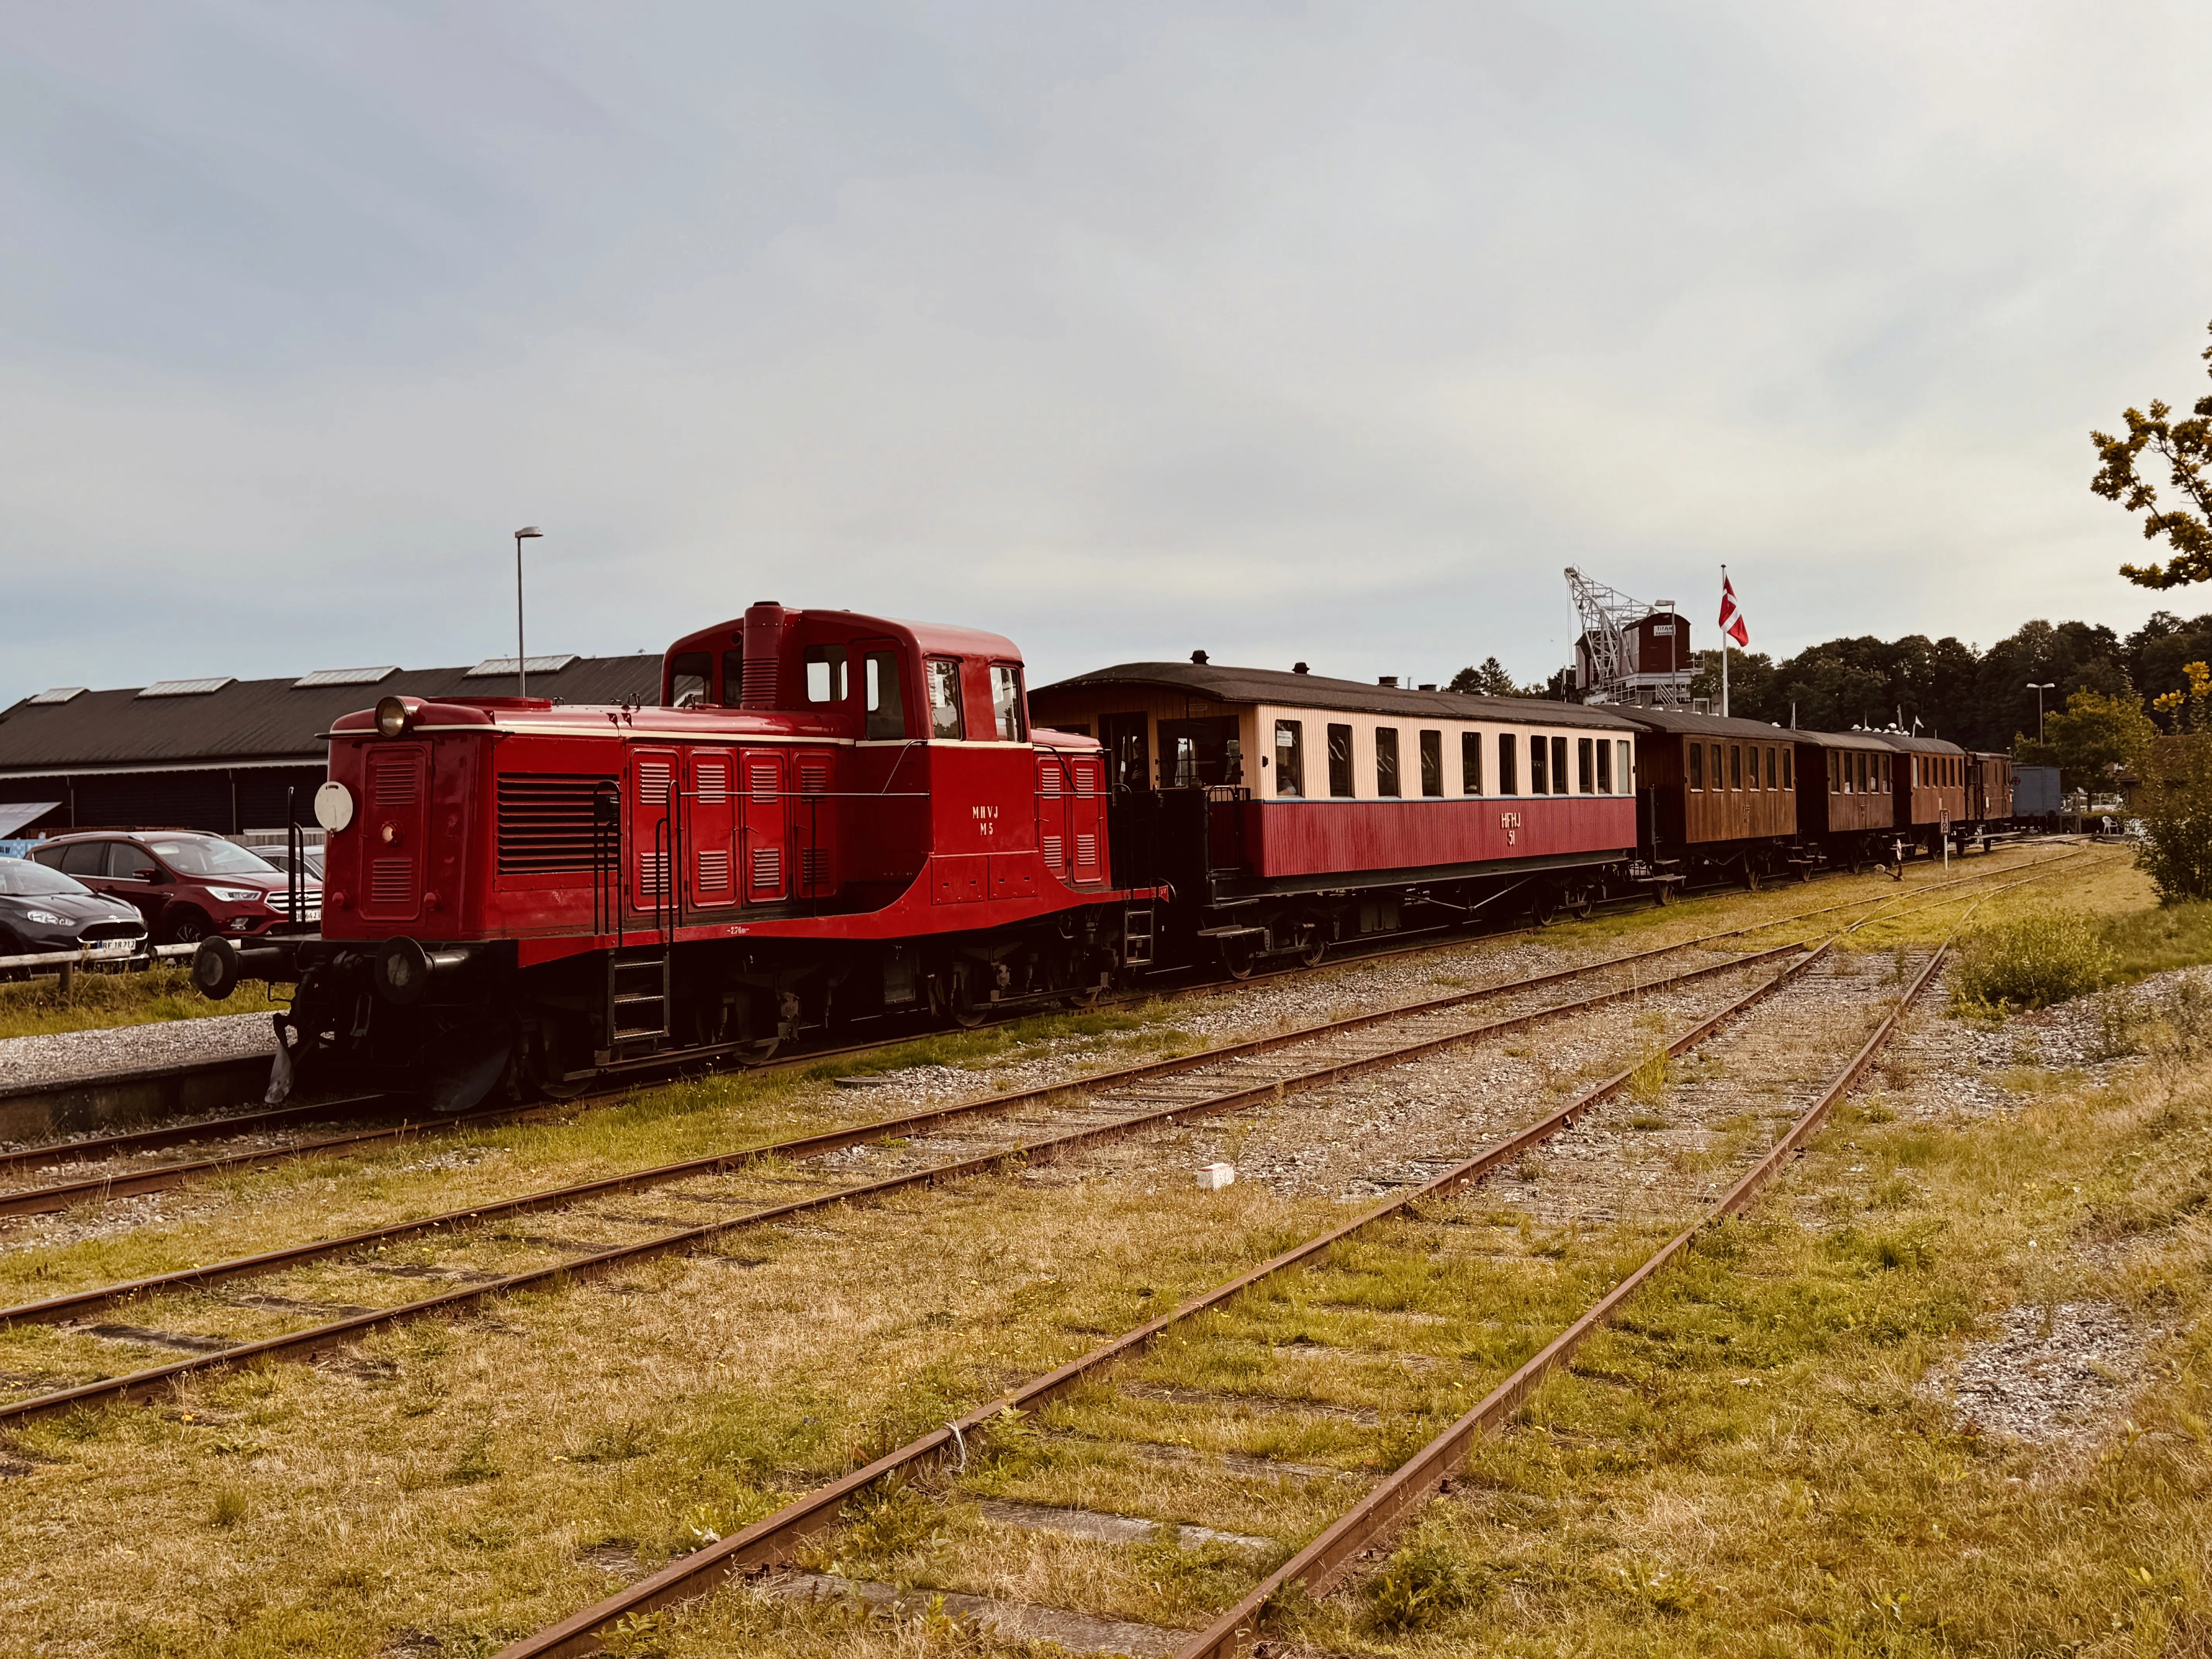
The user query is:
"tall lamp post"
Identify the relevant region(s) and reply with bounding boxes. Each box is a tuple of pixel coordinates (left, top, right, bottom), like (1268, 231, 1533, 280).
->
(2027, 681, 2055, 743)
(514, 526, 543, 696)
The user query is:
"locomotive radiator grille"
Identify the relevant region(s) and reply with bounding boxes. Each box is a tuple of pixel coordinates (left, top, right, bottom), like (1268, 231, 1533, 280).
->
(637, 761, 673, 804)
(496, 773, 618, 875)
(695, 759, 728, 804)
(751, 847, 781, 888)
(800, 848, 831, 890)
(696, 849, 731, 890)
(1041, 833, 1064, 871)
(369, 752, 419, 805)
(637, 851, 670, 896)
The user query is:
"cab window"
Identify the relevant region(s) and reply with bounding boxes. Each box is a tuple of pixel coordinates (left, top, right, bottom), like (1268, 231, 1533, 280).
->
(990, 664, 1026, 741)
(667, 651, 711, 708)
(804, 644, 849, 704)
(926, 658, 965, 739)
(720, 649, 744, 706)
(864, 650, 907, 739)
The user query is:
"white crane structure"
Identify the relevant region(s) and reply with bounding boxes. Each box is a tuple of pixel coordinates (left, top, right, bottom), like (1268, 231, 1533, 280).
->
(1565, 567, 1693, 708)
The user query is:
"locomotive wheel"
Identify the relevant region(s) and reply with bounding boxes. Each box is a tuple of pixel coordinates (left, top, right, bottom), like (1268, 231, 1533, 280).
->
(1300, 936, 1327, 969)
(947, 965, 987, 1029)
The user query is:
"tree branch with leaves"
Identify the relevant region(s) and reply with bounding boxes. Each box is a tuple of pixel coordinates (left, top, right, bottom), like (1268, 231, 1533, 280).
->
(2093, 319, 2212, 589)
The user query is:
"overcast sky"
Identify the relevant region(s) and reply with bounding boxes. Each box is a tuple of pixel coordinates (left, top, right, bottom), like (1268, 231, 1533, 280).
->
(6, 2, 2212, 697)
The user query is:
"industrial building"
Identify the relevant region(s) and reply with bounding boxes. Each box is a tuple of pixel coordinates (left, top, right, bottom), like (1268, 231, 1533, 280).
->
(0, 654, 660, 840)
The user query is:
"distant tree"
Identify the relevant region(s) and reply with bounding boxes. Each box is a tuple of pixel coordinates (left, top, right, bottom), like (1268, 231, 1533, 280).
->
(1448, 657, 1521, 697)
(2013, 689, 2156, 792)
(2092, 318, 2212, 589)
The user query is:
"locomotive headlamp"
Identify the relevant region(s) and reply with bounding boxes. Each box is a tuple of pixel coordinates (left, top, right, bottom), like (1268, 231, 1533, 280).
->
(374, 696, 410, 738)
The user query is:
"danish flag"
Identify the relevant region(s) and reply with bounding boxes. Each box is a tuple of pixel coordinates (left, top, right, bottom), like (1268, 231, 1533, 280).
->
(1718, 574, 1750, 648)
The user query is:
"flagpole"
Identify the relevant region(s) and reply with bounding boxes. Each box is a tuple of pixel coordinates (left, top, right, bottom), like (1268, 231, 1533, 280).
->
(1720, 563, 1730, 720)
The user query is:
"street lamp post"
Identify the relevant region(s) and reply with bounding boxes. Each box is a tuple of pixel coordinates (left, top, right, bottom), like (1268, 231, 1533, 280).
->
(2027, 681, 2055, 742)
(514, 526, 543, 697)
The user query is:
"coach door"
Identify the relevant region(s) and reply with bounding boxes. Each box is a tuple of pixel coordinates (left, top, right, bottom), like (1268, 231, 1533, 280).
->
(793, 749, 837, 900)
(740, 749, 788, 904)
(686, 750, 736, 910)
(630, 749, 678, 914)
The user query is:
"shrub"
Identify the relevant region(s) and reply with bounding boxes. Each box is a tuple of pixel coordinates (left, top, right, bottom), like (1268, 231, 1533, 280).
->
(1950, 908, 2114, 1011)
(2137, 735, 2212, 903)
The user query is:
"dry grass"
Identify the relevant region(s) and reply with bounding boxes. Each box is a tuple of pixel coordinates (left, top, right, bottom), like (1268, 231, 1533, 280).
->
(0, 965, 286, 1040)
(0, 844, 2189, 1659)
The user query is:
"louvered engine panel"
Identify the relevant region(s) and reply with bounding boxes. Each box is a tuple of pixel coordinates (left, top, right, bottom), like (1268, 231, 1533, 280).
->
(496, 774, 613, 874)
(369, 752, 419, 805)
(369, 858, 413, 911)
(1074, 832, 1098, 875)
(694, 758, 728, 804)
(637, 760, 674, 804)
(1037, 761, 1061, 798)
(637, 850, 670, 896)
(751, 847, 782, 889)
(696, 849, 731, 891)
(1041, 834, 1064, 872)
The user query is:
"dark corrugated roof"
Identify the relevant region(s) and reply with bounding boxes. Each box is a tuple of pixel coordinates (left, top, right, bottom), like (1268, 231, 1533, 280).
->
(0, 656, 662, 776)
(1863, 731, 1968, 756)
(1608, 708, 1812, 742)
(1030, 661, 1640, 730)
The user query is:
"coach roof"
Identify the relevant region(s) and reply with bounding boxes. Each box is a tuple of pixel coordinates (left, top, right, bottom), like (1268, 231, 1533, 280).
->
(1607, 708, 1810, 744)
(1032, 661, 1640, 730)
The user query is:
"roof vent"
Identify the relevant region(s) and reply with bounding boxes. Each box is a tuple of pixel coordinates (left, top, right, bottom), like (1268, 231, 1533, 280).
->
(1292, 661, 1309, 675)
(138, 677, 234, 698)
(294, 666, 398, 689)
(1190, 650, 1209, 665)
(28, 687, 86, 705)
(1377, 675, 1398, 688)
(467, 654, 578, 678)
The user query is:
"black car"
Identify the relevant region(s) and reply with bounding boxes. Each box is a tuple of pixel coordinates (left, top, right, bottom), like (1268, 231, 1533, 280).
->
(0, 856, 148, 965)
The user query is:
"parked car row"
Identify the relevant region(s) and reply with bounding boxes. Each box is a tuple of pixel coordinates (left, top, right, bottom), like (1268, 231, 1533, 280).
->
(12, 829, 320, 949)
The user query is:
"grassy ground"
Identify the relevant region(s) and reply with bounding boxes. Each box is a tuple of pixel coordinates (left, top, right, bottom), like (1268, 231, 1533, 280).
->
(1250, 1011, 2212, 1658)
(0, 843, 2197, 1659)
(0, 966, 287, 1042)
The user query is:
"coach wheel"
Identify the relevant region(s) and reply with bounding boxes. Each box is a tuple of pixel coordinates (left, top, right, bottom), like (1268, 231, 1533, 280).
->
(1218, 937, 1256, 981)
(1570, 891, 1594, 921)
(1529, 889, 1558, 927)
(1300, 934, 1327, 969)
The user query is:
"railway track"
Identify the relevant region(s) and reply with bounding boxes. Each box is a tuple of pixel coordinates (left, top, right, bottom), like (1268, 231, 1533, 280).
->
(485, 905, 1960, 1656)
(0, 846, 2085, 1218)
(0, 860, 2058, 1437)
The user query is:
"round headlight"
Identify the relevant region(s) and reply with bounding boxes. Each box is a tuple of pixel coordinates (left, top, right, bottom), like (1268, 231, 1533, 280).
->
(374, 696, 410, 738)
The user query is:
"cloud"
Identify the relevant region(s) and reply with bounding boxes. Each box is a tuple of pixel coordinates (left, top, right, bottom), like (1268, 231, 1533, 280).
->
(4, 1, 2212, 695)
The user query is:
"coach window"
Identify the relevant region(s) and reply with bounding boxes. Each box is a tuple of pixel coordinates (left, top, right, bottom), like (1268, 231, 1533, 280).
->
(1596, 738, 1613, 793)
(668, 651, 711, 708)
(1462, 731, 1483, 794)
(1528, 733, 1549, 794)
(990, 664, 1026, 741)
(1498, 732, 1518, 794)
(1711, 744, 1724, 794)
(1766, 746, 1777, 789)
(926, 658, 965, 739)
(1782, 749, 1793, 789)
(1619, 740, 1633, 791)
(1577, 737, 1594, 794)
(1551, 736, 1569, 795)
(804, 645, 849, 704)
(863, 651, 907, 738)
(1419, 730, 1443, 797)
(1729, 744, 1742, 790)
(1276, 721, 1305, 797)
(1747, 746, 1760, 791)
(1689, 741, 1704, 790)
(1328, 724, 1354, 797)
(1376, 728, 1402, 797)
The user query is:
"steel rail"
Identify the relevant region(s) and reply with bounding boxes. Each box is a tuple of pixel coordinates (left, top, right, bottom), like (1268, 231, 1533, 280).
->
(0, 924, 1821, 1346)
(1171, 937, 1957, 1659)
(0, 858, 2074, 1334)
(0, 847, 2077, 1213)
(486, 934, 1858, 1658)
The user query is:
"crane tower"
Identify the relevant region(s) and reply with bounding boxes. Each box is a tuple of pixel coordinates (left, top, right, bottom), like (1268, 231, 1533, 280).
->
(1565, 567, 1693, 708)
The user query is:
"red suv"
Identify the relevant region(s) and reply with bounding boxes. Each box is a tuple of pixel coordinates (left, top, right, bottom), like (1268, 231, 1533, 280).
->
(29, 831, 321, 945)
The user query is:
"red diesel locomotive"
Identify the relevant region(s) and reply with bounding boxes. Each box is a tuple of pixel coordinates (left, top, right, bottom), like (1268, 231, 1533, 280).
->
(196, 603, 1146, 1106)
